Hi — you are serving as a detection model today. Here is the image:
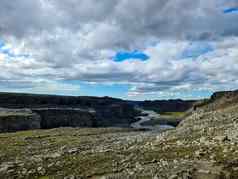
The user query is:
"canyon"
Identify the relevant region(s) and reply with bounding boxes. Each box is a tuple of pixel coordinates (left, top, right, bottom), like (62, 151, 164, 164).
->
(1, 91, 238, 178)
(0, 92, 194, 133)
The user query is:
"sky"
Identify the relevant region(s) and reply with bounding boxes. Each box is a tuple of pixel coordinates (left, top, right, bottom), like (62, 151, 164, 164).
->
(0, 1, 238, 100)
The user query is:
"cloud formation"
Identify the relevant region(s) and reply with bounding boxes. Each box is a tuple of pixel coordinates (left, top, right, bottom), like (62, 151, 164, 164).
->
(0, 0, 238, 99)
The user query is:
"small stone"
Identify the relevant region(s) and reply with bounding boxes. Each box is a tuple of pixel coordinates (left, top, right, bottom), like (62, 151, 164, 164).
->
(60, 145, 67, 151)
(28, 169, 36, 175)
(214, 135, 230, 142)
(176, 141, 183, 146)
(197, 169, 210, 174)
(233, 167, 238, 171)
(223, 148, 229, 153)
(169, 174, 178, 179)
(209, 155, 216, 160)
(37, 166, 46, 175)
(135, 162, 143, 170)
(151, 159, 158, 163)
(55, 161, 61, 167)
(195, 150, 205, 158)
(68, 148, 78, 154)
(22, 168, 28, 175)
(37, 166, 43, 171)
(48, 163, 54, 168)
(64, 175, 75, 179)
(46, 152, 61, 159)
(0, 162, 14, 173)
(200, 137, 206, 143)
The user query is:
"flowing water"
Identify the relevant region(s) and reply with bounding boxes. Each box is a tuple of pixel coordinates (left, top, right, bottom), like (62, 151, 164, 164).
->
(131, 110, 174, 131)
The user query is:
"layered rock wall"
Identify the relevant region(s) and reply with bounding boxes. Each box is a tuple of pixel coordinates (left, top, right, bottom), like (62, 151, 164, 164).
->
(0, 109, 41, 132)
(0, 93, 139, 132)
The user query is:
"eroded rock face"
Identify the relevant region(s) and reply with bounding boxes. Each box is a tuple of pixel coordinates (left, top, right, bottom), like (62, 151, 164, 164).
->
(0, 93, 140, 132)
(33, 108, 96, 129)
(0, 109, 41, 132)
(0, 105, 138, 132)
(34, 105, 138, 129)
(193, 90, 238, 112)
(94, 104, 138, 127)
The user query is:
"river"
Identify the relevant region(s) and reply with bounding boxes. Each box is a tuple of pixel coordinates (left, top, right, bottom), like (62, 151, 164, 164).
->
(131, 110, 174, 131)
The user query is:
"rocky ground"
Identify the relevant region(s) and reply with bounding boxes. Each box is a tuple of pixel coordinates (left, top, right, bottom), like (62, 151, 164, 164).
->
(1, 103, 238, 178)
(1, 91, 238, 179)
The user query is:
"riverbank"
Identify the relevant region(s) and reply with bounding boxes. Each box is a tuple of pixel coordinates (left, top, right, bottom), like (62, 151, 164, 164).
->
(131, 110, 175, 131)
(141, 117, 181, 128)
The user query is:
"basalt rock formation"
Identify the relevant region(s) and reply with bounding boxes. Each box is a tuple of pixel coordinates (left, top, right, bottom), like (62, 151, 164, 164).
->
(33, 108, 97, 129)
(0, 108, 41, 132)
(0, 93, 139, 132)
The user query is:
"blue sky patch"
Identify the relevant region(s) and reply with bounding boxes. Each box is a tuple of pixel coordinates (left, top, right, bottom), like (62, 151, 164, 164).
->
(63, 80, 130, 99)
(0, 48, 29, 58)
(181, 42, 214, 59)
(0, 39, 4, 48)
(0, 39, 30, 58)
(114, 50, 149, 62)
(224, 8, 238, 14)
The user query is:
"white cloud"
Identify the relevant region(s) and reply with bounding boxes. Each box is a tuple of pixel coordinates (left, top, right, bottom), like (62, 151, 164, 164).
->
(0, 0, 238, 98)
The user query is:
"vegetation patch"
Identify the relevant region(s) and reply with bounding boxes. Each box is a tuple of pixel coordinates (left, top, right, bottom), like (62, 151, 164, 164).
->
(159, 112, 186, 118)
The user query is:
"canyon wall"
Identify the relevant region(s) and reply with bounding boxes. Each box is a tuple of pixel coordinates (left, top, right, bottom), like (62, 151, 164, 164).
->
(0, 93, 139, 132)
(0, 109, 41, 132)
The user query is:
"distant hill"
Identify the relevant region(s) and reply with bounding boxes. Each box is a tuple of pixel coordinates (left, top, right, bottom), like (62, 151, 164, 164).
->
(0, 92, 125, 108)
(135, 99, 197, 113)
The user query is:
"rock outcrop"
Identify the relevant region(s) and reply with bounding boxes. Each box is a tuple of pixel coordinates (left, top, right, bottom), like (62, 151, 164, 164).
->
(33, 108, 97, 129)
(94, 103, 138, 127)
(193, 90, 238, 111)
(0, 109, 41, 132)
(0, 93, 140, 132)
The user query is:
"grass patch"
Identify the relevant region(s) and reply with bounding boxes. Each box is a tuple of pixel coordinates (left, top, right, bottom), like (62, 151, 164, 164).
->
(38, 177, 50, 179)
(141, 111, 187, 127)
(141, 118, 180, 127)
(159, 112, 186, 118)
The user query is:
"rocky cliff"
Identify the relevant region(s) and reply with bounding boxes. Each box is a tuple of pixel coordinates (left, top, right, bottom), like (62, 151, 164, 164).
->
(0, 109, 41, 132)
(33, 108, 97, 129)
(193, 90, 238, 111)
(0, 93, 139, 132)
